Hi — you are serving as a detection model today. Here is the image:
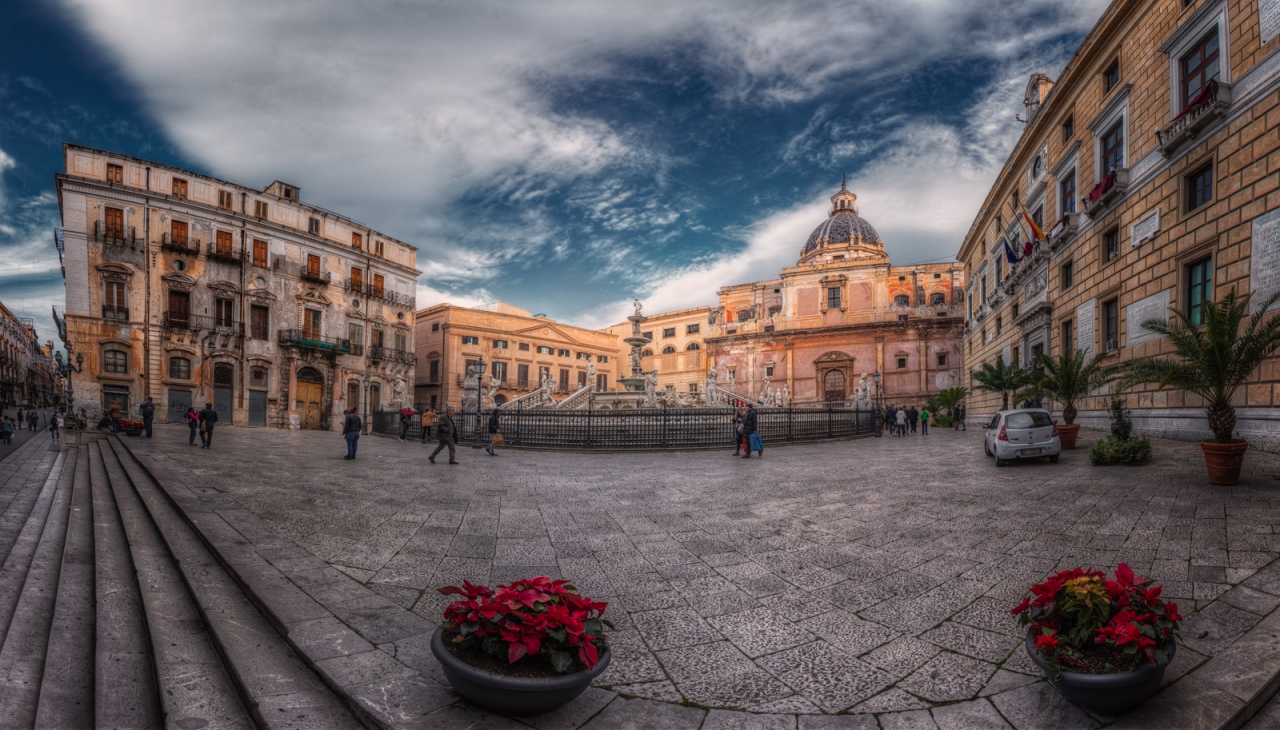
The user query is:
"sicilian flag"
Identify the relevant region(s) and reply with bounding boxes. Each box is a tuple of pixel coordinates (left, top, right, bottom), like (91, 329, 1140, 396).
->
(1003, 237, 1019, 265)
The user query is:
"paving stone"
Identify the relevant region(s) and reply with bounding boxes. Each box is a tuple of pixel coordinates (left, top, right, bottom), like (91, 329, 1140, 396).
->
(287, 616, 375, 661)
(977, 669, 1038, 697)
(578, 696, 706, 730)
(686, 589, 763, 618)
(930, 698, 1012, 729)
(796, 715, 879, 729)
(656, 641, 756, 683)
(797, 610, 898, 656)
(756, 642, 892, 713)
(751, 696, 823, 714)
(1218, 584, 1280, 616)
(864, 636, 942, 678)
(897, 652, 994, 703)
(878, 710, 939, 730)
(701, 708, 797, 730)
(919, 621, 1018, 663)
(988, 682, 1099, 730)
(677, 668, 795, 709)
(612, 680, 683, 702)
(849, 687, 930, 713)
(520, 687, 617, 730)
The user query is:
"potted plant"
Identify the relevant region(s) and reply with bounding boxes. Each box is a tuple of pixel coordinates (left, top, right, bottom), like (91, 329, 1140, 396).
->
(927, 386, 968, 428)
(1013, 563, 1180, 715)
(1034, 350, 1113, 449)
(973, 360, 1035, 411)
(1116, 289, 1280, 484)
(118, 419, 145, 436)
(431, 577, 612, 716)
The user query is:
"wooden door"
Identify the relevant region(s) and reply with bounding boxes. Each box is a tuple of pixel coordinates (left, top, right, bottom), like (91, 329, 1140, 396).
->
(104, 207, 124, 238)
(298, 382, 323, 429)
(823, 369, 845, 401)
(168, 291, 190, 326)
(216, 230, 233, 255)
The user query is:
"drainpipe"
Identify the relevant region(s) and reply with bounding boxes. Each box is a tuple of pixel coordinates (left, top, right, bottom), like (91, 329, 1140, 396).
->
(143, 167, 152, 411)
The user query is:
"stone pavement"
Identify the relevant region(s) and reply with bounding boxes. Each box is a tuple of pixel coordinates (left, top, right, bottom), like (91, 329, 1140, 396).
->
(0, 408, 56, 464)
(131, 422, 1280, 728)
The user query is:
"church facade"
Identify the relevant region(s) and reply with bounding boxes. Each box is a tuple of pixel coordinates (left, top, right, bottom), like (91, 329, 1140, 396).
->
(705, 184, 965, 406)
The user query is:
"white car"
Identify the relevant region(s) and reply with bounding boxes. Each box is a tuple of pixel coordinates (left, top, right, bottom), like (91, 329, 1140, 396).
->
(983, 408, 1061, 466)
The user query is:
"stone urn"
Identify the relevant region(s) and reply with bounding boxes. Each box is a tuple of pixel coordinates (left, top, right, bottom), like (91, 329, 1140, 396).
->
(1201, 440, 1248, 485)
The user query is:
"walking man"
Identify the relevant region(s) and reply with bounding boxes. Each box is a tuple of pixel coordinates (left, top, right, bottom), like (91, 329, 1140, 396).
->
(895, 407, 907, 437)
(419, 407, 436, 443)
(908, 406, 919, 434)
(141, 397, 156, 438)
(733, 406, 746, 455)
(342, 407, 361, 459)
(956, 404, 966, 431)
(198, 402, 218, 448)
(429, 406, 458, 464)
(486, 408, 501, 456)
(398, 407, 414, 442)
(49, 413, 60, 442)
(920, 407, 929, 435)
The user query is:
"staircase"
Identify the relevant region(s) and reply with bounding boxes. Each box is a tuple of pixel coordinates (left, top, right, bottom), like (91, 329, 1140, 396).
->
(0, 432, 366, 729)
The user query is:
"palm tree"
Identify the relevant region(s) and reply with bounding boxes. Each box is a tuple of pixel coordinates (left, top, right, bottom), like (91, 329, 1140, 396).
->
(972, 360, 1034, 411)
(1035, 350, 1113, 425)
(1115, 289, 1280, 443)
(929, 387, 968, 421)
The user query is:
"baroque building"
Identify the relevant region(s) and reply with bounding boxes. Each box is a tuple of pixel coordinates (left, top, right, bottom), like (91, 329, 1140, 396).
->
(55, 145, 421, 429)
(0, 303, 55, 407)
(414, 302, 619, 409)
(705, 184, 965, 404)
(957, 0, 1280, 447)
(604, 305, 711, 396)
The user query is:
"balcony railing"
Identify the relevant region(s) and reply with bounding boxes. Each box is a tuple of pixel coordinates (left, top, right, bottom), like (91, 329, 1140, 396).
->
(160, 233, 198, 255)
(1157, 81, 1232, 159)
(93, 221, 140, 248)
(301, 268, 331, 284)
(102, 306, 129, 321)
(368, 345, 415, 364)
(279, 329, 351, 354)
(162, 312, 244, 335)
(1081, 168, 1129, 220)
(206, 242, 246, 264)
(348, 343, 364, 356)
(343, 279, 415, 308)
(1048, 212, 1079, 250)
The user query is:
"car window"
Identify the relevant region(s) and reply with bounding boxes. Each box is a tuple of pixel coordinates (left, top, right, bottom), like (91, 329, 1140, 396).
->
(1007, 412, 1052, 428)
(989, 415, 1001, 429)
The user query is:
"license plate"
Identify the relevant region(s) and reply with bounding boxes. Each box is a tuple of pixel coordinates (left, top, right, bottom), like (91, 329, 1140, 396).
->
(1022, 448, 1042, 456)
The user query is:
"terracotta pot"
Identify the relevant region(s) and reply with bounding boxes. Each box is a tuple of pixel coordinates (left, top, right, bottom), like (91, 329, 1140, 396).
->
(1057, 424, 1081, 450)
(1027, 631, 1173, 715)
(1201, 440, 1248, 485)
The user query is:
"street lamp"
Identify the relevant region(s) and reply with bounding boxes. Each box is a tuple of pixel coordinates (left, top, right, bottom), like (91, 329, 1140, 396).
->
(54, 349, 83, 412)
(872, 371, 882, 437)
(362, 376, 371, 435)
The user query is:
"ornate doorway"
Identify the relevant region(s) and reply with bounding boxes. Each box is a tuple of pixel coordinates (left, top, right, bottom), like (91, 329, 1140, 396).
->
(297, 367, 325, 429)
(823, 369, 846, 401)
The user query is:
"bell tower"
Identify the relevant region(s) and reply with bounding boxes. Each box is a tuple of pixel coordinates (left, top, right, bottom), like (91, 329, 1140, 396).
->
(830, 176, 857, 215)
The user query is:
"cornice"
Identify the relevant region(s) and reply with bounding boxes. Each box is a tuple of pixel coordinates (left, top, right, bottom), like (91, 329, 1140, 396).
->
(705, 317, 963, 347)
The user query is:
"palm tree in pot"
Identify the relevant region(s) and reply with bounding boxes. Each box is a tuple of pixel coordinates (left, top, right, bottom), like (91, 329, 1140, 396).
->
(973, 360, 1034, 411)
(1034, 350, 1114, 449)
(1115, 289, 1280, 484)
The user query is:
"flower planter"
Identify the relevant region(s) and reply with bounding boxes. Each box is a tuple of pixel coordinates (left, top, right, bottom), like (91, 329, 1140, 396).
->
(1027, 631, 1173, 715)
(1201, 440, 1248, 485)
(430, 628, 610, 716)
(1057, 424, 1081, 450)
(121, 428, 144, 437)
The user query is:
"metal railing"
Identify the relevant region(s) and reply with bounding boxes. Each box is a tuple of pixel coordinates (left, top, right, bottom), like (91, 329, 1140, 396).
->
(371, 404, 876, 450)
(160, 233, 197, 255)
(93, 221, 139, 248)
(368, 345, 415, 364)
(161, 312, 244, 335)
(1157, 81, 1232, 159)
(343, 279, 415, 308)
(102, 306, 129, 321)
(301, 268, 331, 284)
(206, 242, 246, 263)
(279, 329, 351, 354)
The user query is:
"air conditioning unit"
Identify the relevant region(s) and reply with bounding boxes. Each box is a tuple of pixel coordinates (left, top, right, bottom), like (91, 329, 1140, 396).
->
(1106, 339, 1118, 351)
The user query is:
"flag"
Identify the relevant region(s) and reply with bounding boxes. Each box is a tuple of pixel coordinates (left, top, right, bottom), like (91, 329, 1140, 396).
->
(1022, 211, 1045, 241)
(1003, 238, 1019, 265)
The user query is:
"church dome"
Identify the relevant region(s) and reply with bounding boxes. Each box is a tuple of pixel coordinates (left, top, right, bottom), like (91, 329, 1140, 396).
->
(802, 181, 884, 256)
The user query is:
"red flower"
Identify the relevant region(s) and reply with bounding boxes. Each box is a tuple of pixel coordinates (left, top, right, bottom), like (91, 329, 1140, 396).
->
(1034, 631, 1059, 651)
(1011, 597, 1031, 616)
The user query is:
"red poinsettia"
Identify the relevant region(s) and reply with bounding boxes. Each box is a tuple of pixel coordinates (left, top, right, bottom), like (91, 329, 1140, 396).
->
(439, 576, 611, 673)
(1012, 563, 1180, 674)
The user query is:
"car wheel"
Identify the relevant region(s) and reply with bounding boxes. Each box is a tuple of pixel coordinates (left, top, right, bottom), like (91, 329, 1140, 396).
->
(995, 458, 1006, 467)
(984, 441, 992, 457)
(1049, 454, 1060, 463)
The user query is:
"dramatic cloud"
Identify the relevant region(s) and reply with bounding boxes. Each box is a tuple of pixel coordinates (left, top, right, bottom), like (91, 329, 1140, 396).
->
(0, 145, 64, 350)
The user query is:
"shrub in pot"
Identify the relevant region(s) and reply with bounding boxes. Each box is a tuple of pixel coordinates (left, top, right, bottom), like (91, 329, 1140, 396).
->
(1034, 350, 1113, 450)
(1012, 563, 1181, 715)
(973, 362, 1035, 411)
(118, 419, 145, 436)
(431, 577, 612, 716)
(1115, 289, 1280, 485)
(1089, 399, 1151, 465)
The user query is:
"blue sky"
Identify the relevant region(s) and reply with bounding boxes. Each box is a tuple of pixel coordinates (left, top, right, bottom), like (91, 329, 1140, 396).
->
(1, 0, 1108, 345)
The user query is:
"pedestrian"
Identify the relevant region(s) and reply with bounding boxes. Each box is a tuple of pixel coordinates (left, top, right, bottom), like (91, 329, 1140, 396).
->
(184, 406, 199, 445)
(342, 407, 361, 459)
(398, 406, 415, 442)
(486, 408, 501, 456)
(198, 402, 217, 448)
(885, 405, 896, 436)
(1, 417, 13, 445)
(908, 406, 919, 434)
(108, 401, 121, 431)
(895, 407, 907, 437)
(956, 404, 967, 431)
(28, 410, 38, 431)
(49, 413, 60, 442)
(920, 407, 929, 435)
(732, 406, 746, 455)
(76, 408, 88, 431)
(741, 404, 761, 458)
(429, 406, 459, 464)
(140, 397, 156, 438)
(420, 407, 436, 443)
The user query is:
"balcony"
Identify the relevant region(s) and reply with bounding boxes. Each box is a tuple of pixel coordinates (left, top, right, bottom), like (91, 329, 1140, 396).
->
(102, 306, 129, 321)
(348, 343, 364, 356)
(1081, 168, 1129, 220)
(206, 242, 246, 264)
(300, 268, 332, 285)
(343, 279, 415, 308)
(368, 345, 415, 364)
(93, 221, 140, 248)
(278, 329, 352, 354)
(162, 312, 244, 335)
(1157, 81, 1232, 159)
(160, 233, 198, 256)
(1048, 212, 1079, 251)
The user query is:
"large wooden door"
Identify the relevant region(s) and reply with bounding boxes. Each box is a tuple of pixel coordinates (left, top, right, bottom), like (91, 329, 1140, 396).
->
(823, 369, 846, 401)
(168, 291, 190, 326)
(297, 367, 325, 429)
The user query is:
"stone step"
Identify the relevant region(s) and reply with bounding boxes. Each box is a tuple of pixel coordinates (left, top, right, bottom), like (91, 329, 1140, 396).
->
(33, 446, 95, 729)
(0, 434, 59, 564)
(87, 441, 160, 729)
(98, 439, 249, 730)
(0, 445, 77, 727)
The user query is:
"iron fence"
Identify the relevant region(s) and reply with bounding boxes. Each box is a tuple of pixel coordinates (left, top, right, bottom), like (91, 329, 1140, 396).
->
(372, 404, 876, 450)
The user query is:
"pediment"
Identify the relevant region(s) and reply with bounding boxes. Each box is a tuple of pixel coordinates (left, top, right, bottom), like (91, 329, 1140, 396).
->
(161, 272, 197, 292)
(209, 280, 241, 294)
(296, 286, 332, 306)
(96, 263, 135, 280)
(813, 351, 854, 363)
(246, 288, 277, 303)
(510, 322, 582, 345)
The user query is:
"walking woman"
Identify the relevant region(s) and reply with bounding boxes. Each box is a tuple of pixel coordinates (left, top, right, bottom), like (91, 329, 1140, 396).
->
(49, 413, 60, 442)
(186, 405, 200, 445)
(486, 408, 501, 456)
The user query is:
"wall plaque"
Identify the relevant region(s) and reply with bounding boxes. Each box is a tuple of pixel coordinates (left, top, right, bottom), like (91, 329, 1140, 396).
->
(1131, 208, 1160, 246)
(1264, 0, 1280, 43)
(1002, 345, 1012, 366)
(1125, 290, 1169, 346)
(1251, 208, 1280, 313)
(1077, 299, 1096, 355)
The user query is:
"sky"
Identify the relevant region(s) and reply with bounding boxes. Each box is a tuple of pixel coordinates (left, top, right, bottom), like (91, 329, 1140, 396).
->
(0, 0, 1110, 347)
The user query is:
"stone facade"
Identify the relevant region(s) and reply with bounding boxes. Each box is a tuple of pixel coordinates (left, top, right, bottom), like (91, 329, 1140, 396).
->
(414, 302, 621, 409)
(604, 306, 711, 396)
(956, 0, 1280, 449)
(55, 145, 420, 430)
(705, 184, 965, 406)
(0, 303, 55, 407)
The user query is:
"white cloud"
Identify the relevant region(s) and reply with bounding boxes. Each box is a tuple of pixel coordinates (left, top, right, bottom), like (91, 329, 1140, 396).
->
(0, 147, 65, 350)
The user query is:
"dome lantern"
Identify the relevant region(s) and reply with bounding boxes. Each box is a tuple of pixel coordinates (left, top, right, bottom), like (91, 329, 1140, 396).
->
(801, 181, 886, 263)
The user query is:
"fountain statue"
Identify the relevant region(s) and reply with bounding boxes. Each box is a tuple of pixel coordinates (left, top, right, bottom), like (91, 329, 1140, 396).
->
(618, 299, 653, 392)
(705, 369, 718, 405)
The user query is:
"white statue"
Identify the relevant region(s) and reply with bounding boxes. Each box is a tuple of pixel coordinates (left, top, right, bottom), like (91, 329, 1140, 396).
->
(629, 348, 642, 373)
(633, 298, 643, 317)
(762, 380, 774, 407)
(643, 370, 659, 406)
(726, 370, 735, 392)
(393, 374, 407, 408)
(586, 360, 597, 391)
(705, 369, 719, 405)
(540, 371, 558, 404)
(779, 385, 790, 408)
(483, 374, 500, 409)
(853, 373, 872, 410)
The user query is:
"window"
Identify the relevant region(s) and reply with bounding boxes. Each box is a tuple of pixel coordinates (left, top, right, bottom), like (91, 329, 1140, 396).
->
(1062, 116, 1075, 143)
(215, 299, 234, 328)
(518, 342, 529, 351)
(736, 311, 750, 322)
(1187, 258, 1213, 326)
(250, 367, 269, 389)
(491, 361, 508, 384)
(765, 365, 774, 377)
(350, 267, 363, 292)
(172, 178, 188, 199)
(557, 349, 570, 357)
(430, 360, 441, 383)
(827, 287, 842, 309)
(374, 239, 384, 257)
(373, 274, 385, 298)
(1060, 171, 1077, 215)
(104, 207, 124, 239)
(308, 217, 320, 234)
(559, 368, 569, 392)
(1101, 121, 1124, 173)
(105, 281, 127, 318)
(597, 373, 608, 391)
(768, 307, 781, 318)
(686, 323, 700, 334)
(597, 355, 609, 363)
(642, 331, 653, 340)
(253, 239, 268, 268)
(170, 220, 189, 246)
(1103, 60, 1120, 92)
(394, 332, 407, 352)
(1061, 261, 1074, 289)
(1062, 320, 1074, 356)
(576, 351, 591, 360)
(462, 335, 479, 345)
(352, 232, 363, 250)
(1012, 304, 1020, 318)
(493, 339, 509, 349)
(996, 316, 1003, 336)
(306, 254, 321, 277)
(168, 290, 190, 325)
(930, 293, 946, 306)
(254, 200, 269, 218)
(686, 342, 701, 351)
(1104, 298, 1119, 351)
(104, 350, 128, 374)
(642, 349, 653, 356)
(937, 353, 948, 367)
(215, 230, 233, 256)
(169, 357, 190, 380)
(1186, 163, 1213, 211)
(897, 357, 907, 369)
(663, 327, 676, 338)
(304, 309, 322, 338)
(251, 306, 269, 340)
(577, 370, 587, 389)
(1181, 29, 1220, 106)
(1103, 228, 1120, 262)
(662, 346, 676, 354)
(371, 328, 384, 347)
(517, 364, 529, 388)
(107, 163, 123, 184)
(537, 345, 554, 355)
(433, 322, 441, 332)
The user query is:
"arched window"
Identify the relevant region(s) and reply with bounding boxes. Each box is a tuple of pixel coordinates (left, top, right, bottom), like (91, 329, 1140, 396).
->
(641, 349, 653, 356)
(894, 295, 911, 307)
(103, 350, 128, 374)
(686, 342, 701, 351)
(930, 293, 946, 306)
(662, 346, 676, 354)
(168, 356, 191, 380)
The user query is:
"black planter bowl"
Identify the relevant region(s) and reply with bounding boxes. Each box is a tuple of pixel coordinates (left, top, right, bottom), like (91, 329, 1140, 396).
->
(121, 428, 144, 437)
(430, 628, 611, 716)
(1026, 631, 1174, 715)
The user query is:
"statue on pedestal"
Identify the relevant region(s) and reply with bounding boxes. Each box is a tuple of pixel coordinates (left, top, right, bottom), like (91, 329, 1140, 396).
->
(643, 370, 659, 407)
(483, 374, 500, 409)
(780, 384, 790, 408)
(853, 372, 872, 410)
(705, 369, 718, 405)
(462, 361, 484, 411)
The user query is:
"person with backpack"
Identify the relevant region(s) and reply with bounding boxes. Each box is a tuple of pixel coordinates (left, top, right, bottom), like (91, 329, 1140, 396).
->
(398, 407, 415, 442)
(741, 404, 761, 458)
(48, 413, 60, 442)
(419, 407, 436, 443)
(429, 406, 459, 464)
(342, 407, 362, 459)
(486, 408, 501, 456)
(185, 406, 200, 445)
(895, 407, 907, 437)
(140, 397, 156, 438)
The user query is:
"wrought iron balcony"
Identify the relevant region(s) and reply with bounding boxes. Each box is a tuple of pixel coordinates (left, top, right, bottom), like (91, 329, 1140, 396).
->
(300, 268, 331, 284)
(368, 345, 415, 364)
(342, 279, 415, 308)
(279, 329, 351, 354)
(102, 306, 129, 321)
(206, 242, 246, 264)
(160, 233, 198, 255)
(348, 343, 364, 356)
(1081, 168, 1129, 220)
(92, 221, 140, 248)
(162, 312, 244, 335)
(1048, 212, 1079, 250)
(1157, 81, 1232, 159)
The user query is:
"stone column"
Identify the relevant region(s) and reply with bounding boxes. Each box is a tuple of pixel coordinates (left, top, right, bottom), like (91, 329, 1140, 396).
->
(287, 358, 299, 430)
(331, 364, 343, 430)
(919, 333, 929, 395)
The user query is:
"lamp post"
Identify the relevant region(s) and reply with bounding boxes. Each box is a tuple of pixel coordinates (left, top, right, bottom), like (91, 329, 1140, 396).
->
(362, 376, 371, 435)
(54, 349, 83, 414)
(872, 371, 882, 437)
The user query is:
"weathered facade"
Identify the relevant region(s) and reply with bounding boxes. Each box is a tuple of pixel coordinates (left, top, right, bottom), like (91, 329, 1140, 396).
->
(0, 303, 55, 407)
(706, 184, 965, 405)
(604, 306, 711, 395)
(956, 0, 1280, 447)
(414, 302, 620, 409)
(55, 145, 420, 429)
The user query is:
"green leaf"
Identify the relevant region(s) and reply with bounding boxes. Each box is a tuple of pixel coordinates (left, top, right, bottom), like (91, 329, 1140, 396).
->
(551, 651, 573, 673)
(482, 636, 501, 655)
(460, 622, 479, 636)
(585, 618, 603, 635)
(547, 628, 567, 643)
(602, 619, 616, 630)
(1154, 649, 1169, 665)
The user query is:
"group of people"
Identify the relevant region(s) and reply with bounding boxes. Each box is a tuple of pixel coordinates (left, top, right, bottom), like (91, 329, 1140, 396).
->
(881, 403, 967, 436)
(0, 408, 61, 445)
(732, 404, 763, 458)
(360, 404, 492, 463)
(183, 401, 219, 448)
